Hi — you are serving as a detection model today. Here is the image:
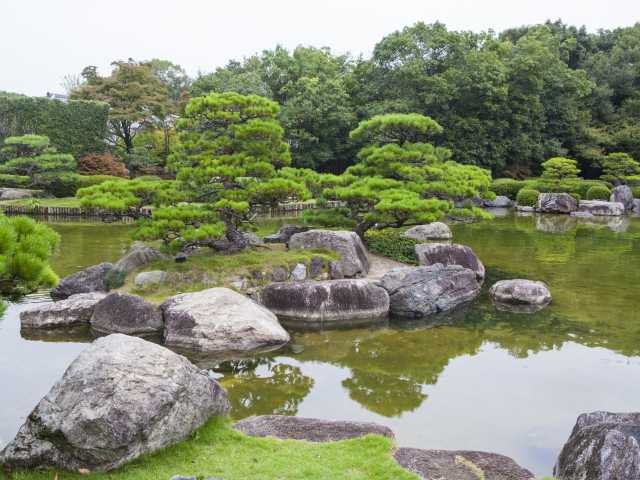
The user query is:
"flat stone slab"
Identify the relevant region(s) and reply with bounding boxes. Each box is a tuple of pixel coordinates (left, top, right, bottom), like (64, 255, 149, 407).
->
(20, 293, 106, 329)
(234, 415, 394, 442)
(394, 448, 534, 480)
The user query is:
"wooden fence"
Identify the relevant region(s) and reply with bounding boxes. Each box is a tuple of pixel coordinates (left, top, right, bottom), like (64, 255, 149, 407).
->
(0, 201, 343, 220)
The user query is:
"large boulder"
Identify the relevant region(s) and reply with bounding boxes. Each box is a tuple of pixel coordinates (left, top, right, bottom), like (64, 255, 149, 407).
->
(20, 293, 106, 329)
(235, 415, 394, 442)
(91, 292, 163, 337)
(263, 224, 311, 244)
(483, 195, 513, 208)
(401, 222, 453, 241)
(395, 448, 534, 480)
(414, 243, 485, 282)
(489, 279, 552, 313)
(134, 270, 167, 289)
(380, 265, 480, 318)
(0, 188, 41, 200)
(259, 279, 389, 326)
(50, 262, 114, 300)
(162, 288, 290, 355)
(578, 200, 625, 216)
(554, 411, 640, 480)
(610, 185, 634, 211)
(537, 192, 578, 214)
(114, 243, 165, 274)
(0, 334, 229, 472)
(289, 230, 369, 278)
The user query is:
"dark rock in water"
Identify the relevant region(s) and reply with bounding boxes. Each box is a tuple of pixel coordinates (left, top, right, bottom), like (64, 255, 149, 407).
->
(20, 293, 106, 329)
(554, 411, 640, 480)
(162, 287, 290, 354)
(380, 264, 480, 318)
(289, 230, 369, 278)
(395, 448, 534, 480)
(0, 334, 229, 472)
(91, 292, 163, 337)
(537, 193, 578, 214)
(174, 254, 187, 263)
(114, 243, 166, 274)
(489, 279, 551, 313)
(259, 279, 389, 326)
(234, 415, 394, 442)
(483, 195, 513, 208)
(50, 262, 114, 300)
(263, 224, 311, 244)
(610, 185, 634, 211)
(414, 243, 485, 282)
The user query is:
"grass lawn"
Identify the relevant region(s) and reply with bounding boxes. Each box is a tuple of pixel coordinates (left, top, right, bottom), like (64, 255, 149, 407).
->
(0, 197, 81, 208)
(6, 418, 419, 480)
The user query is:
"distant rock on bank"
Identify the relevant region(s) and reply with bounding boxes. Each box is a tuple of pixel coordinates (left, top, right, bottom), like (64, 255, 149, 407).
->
(401, 222, 453, 241)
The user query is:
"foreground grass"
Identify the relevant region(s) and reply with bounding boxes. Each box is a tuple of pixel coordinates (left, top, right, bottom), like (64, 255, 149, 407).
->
(0, 197, 81, 208)
(7, 417, 419, 480)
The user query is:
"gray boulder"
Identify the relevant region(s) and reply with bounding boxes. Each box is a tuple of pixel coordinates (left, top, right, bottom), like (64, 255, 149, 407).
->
(162, 288, 290, 354)
(401, 222, 453, 241)
(235, 415, 394, 442)
(114, 243, 165, 274)
(484, 195, 513, 208)
(50, 262, 114, 300)
(634, 199, 640, 213)
(0, 334, 229, 472)
(289, 230, 369, 278)
(578, 200, 625, 216)
(20, 293, 106, 329)
(395, 448, 534, 480)
(380, 264, 480, 318)
(610, 185, 634, 211)
(134, 270, 167, 289)
(290, 263, 307, 281)
(259, 279, 389, 326)
(91, 292, 163, 337)
(415, 243, 485, 282)
(263, 224, 311, 244)
(554, 411, 640, 480)
(270, 266, 289, 282)
(242, 232, 263, 246)
(537, 192, 578, 214)
(0, 188, 41, 200)
(309, 256, 325, 278)
(489, 279, 551, 313)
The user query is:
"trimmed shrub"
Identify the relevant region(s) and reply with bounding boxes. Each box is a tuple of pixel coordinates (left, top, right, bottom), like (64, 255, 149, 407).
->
(569, 193, 581, 203)
(516, 188, 540, 207)
(364, 228, 418, 264)
(586, 185, 611, 200)
(78, 153, 129, 178)
(77, 175, 126, 189)
(490, 178, 526, 199)
(0, 174, 29, 188)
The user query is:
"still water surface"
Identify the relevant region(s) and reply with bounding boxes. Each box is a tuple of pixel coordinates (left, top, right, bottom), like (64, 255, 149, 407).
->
(1, 213, 639, 476)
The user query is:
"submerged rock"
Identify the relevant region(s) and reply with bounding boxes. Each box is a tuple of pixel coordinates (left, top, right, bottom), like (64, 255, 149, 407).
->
(259, 279, 389, 326)
(20, 293, 106, 329)
(50, 262, 114, 299)
(114, 243, 165, 274)
(235, 415, 394, 442)
(395, 448, 534, 480)
(489, 279, 552, 313)
(401, 222, 453, 241)
(414, 243, 485, 282)
(380, 264, 480, 318)
(610, 185, 634, 211)
(289, 230, 369, 278)
(91, 292, 163, 337)
(554, 411, 640, 480)
(578, 200, 625, 216)
(537, 193, 578, 214)
(263, 224, 311, 244)
(162, 287, 290, 354)
(0, 334, 229, 472)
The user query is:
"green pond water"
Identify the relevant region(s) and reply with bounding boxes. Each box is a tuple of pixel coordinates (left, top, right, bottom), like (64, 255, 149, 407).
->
(1, 212, 639, 476)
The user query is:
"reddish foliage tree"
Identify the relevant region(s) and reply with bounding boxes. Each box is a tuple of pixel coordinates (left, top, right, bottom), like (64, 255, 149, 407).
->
(77, 153, 129, 178)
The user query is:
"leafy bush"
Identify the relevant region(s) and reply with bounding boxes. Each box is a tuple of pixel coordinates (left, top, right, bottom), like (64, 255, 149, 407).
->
(78, 153, 129, 178)
(600, 152, 640, 182)
(77, 174, 127, 189)
(541, 157, 580, 180)
(632, 186, 640, 198)
(490, 178, 526, 199)
(0, 174, 29, 188)
(569, 192, 581, 203)
(586, 185, 611, 200)
(33, 173, 80, 197)
(364, 228, 418, 264)
(516, 188, 540, 206)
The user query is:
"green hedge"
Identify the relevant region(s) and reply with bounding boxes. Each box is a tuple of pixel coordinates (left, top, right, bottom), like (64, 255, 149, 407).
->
(586, 185, 611, 200)
(0, 174, 30, 188)
(491, 178, 611, 200)
(32, 173, 126, 197)
(364, 228, 418, 264)
(0, 94, 108, 157)
(516, 188, 540, 206)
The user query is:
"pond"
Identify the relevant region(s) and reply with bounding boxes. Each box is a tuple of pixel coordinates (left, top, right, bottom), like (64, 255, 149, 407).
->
(1, 212, 639, 476)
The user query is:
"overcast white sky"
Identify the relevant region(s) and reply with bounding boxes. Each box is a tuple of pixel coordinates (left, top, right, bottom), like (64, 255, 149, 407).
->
(2, 0, 639, 96)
